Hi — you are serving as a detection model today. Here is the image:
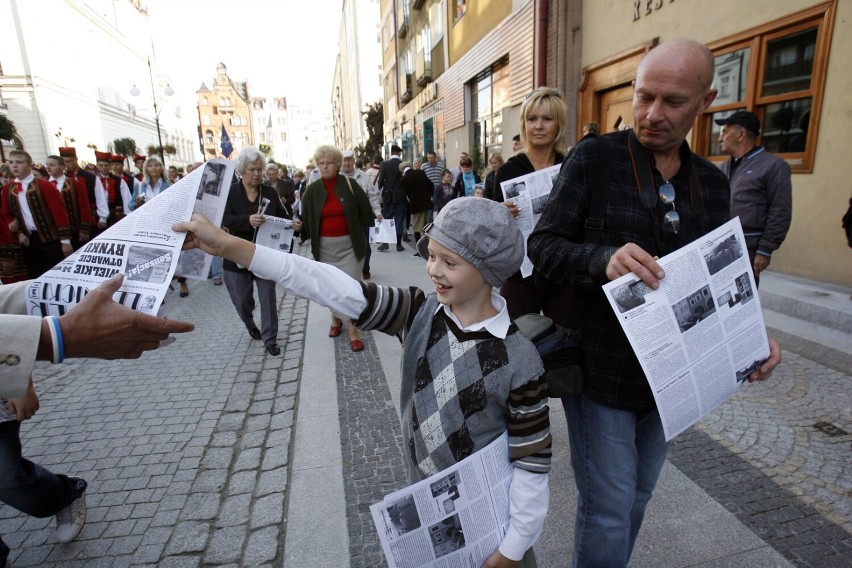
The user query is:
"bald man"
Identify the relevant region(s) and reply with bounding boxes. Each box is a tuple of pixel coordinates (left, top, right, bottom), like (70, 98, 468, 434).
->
(530, 39, 782, 566)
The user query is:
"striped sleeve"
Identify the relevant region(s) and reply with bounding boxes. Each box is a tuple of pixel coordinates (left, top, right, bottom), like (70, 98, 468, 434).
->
(507, 372, 552, 474)
(354, 282, 426, 342)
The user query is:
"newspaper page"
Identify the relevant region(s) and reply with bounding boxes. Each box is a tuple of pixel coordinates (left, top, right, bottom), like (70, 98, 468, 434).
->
(370, 432, 513, 568)
(370, 219, 398, 244)
(24, 159, 234, 317)
(498, 164, 561, 278)
(255, 216, 295, 253)
(602, 218, 770, 441)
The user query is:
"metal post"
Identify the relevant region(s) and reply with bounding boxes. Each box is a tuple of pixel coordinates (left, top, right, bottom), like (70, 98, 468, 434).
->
(147, 57, 165, 165)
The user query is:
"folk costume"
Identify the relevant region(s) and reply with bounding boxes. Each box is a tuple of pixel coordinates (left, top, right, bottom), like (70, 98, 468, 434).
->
(48, 173, 93, 250)
(2, 174, 71, 278)
(59, 147, 108, 231)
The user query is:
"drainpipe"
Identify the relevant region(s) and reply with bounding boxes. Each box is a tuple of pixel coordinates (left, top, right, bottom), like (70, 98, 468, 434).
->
(536, 0, 549, 87)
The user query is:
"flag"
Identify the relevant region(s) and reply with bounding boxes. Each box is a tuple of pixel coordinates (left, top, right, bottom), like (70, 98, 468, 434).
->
(220, 125, 233, 158)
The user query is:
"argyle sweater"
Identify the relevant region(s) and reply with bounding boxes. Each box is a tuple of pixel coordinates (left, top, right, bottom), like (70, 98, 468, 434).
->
(355, 283, 552, 478)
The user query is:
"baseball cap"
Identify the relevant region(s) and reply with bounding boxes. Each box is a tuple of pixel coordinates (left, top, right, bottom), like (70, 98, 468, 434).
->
(714, 110, 761, 136)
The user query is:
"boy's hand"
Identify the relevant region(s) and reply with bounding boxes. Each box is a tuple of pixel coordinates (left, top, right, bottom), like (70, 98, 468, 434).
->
(482, 550, 519, 568)
(7, 380, 39, 421)
(173, 213, 228, 256)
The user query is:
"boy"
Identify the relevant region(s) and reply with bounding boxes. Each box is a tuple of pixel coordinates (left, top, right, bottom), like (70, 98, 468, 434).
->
(175, 197, 551, 566)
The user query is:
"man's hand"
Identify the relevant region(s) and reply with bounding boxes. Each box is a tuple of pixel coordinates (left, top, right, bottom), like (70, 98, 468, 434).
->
(503, 201, 521, 219)
(291, 219, 303, 232)
(17, 232, 29, 247)
(98, 220, 107, 229)
(483, 550, 519, 568)
(606, 243, 666, 288)
(6, 379, 39, 421)
(748, 337, 782, 382)
(754, 254, 770, 275)
(58, 274, 195, 360)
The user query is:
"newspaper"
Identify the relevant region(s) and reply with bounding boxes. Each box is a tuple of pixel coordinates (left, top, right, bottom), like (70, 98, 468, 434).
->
(370, 433, 513, 568)
(602, 218, 770, 440)
(370, 219, 398, 244)
(255, 215, 295, 253)
(24, 159, 234, 317)
(498, 164, 561, 278)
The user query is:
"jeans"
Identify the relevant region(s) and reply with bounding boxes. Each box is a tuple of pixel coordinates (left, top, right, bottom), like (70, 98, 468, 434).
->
(210, 255, 224, 279)
(562, 395, 668, 567)
(0, 420, 86, 564)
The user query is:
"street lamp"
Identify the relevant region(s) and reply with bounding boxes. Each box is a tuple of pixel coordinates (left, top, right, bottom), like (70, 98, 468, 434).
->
(131, 57, 174, 164)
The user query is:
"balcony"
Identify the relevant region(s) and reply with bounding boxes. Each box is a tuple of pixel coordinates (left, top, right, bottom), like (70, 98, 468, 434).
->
(416, 52, 432, 87)
(398, 15, 409, 38)
(413, 0, 426, 8)
(400, 73, 413, 104)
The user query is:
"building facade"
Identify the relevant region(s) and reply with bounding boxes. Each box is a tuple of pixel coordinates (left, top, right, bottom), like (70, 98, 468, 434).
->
(197, 63, 254, 160)
(0, 0, 196, 167)
(578, 0, 849, 285)
(379, 0, 581, 170)
(332, 0, 384, 152)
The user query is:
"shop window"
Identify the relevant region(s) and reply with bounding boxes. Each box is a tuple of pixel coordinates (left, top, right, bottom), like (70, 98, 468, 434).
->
(700, 2, 835, 172)
(469, 59, 509, 170)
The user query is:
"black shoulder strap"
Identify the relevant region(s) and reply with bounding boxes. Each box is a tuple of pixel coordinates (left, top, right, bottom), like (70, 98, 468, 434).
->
(583, 134, 610, 244)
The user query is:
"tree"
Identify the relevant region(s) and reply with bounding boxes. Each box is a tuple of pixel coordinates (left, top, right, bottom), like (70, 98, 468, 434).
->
(113, 138, 137, 167)
(0, 115, 17, 162)
(355, 101, 383, 160)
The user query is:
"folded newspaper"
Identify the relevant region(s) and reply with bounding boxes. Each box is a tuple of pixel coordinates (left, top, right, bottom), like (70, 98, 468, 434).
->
(498, 164, 561, 278)
(370, 432, 513, 568)
(602, 217, 770, 440)
(24, 159, 235, 317)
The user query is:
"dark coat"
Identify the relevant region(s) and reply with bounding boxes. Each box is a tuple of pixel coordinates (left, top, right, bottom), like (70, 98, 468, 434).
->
(375, 156, 404, 204)
(301, 175, 375, 261)
(222, 181, 291, 272)
(452, 170, 482, 198)
(401, 169, 434, 214)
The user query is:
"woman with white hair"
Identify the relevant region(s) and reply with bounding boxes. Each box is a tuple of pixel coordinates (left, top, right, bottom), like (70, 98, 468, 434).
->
(301, 145, 375, 352)
(222, 147, 301, 356)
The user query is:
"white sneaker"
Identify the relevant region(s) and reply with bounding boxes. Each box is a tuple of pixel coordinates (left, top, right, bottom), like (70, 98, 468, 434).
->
(55, 479, 87, 543)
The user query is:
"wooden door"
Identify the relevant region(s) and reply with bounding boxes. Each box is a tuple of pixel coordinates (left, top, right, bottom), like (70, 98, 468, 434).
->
(600, 85, 634, 133)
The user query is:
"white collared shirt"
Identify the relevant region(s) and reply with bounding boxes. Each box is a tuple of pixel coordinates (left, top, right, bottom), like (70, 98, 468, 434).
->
(14, 173, 38, 232)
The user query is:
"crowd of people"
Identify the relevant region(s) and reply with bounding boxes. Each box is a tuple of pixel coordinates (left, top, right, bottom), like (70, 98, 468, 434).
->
(1, 37, 794, 568)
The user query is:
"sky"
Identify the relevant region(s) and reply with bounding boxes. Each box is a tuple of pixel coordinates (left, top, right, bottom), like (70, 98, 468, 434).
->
(146, 0, 343, 111)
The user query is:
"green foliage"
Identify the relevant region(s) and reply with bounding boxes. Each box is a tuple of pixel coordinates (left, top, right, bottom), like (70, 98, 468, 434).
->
(470, 143, 484, 177)
(0, 114, 17, 141)
(355, 101, 384, 160)
(112, 138, 137, 158)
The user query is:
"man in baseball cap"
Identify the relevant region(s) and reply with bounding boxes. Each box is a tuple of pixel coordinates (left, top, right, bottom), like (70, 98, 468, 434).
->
(715, 110, 792, 284)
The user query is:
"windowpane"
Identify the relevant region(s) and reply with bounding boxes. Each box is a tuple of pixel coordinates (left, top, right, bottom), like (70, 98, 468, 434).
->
(762, 98, 811, 153)
(713, 48, 750, 105)
(762, 27, 817, 96)
(707, 110, 736, 157)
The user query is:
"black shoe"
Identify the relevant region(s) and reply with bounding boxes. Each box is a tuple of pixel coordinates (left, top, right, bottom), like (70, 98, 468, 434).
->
(412, 252, 420, 257)
(362, 271, 371, 280)
(402, 235, 411, 242)
(248, 327, 262, 340)
(265, 343, 281, 356)
(377, 243, 389, 251)
(396, 244, 405, 252)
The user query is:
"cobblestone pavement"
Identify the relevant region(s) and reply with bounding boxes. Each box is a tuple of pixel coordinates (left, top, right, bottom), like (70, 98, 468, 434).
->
(3, 250, 849, 566)
(669, 350, 852, 567)
(2, 280, 307, 567)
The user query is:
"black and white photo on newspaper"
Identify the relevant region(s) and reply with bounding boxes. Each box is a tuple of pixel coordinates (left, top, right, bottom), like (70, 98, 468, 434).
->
(602, 217, 771, 440)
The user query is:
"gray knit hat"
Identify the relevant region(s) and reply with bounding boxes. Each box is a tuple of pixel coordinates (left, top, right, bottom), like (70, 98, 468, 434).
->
(416, 197, 525, 288)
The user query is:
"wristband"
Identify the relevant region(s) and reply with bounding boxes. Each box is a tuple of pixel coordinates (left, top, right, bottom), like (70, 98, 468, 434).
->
(45, 316, 64, 364)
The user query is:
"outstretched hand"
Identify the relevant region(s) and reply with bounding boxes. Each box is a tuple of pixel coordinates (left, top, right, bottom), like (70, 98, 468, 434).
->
(173, 213, 256, 269)
(59, 274, 195, 360)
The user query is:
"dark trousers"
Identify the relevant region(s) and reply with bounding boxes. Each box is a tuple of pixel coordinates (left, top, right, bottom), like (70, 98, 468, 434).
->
(382, 202, 406, 245)
(21, 233, 64, 279)
(223, 269, 279, 346)
(0, 420, 85, 563)
(362, 227, 372, 273)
